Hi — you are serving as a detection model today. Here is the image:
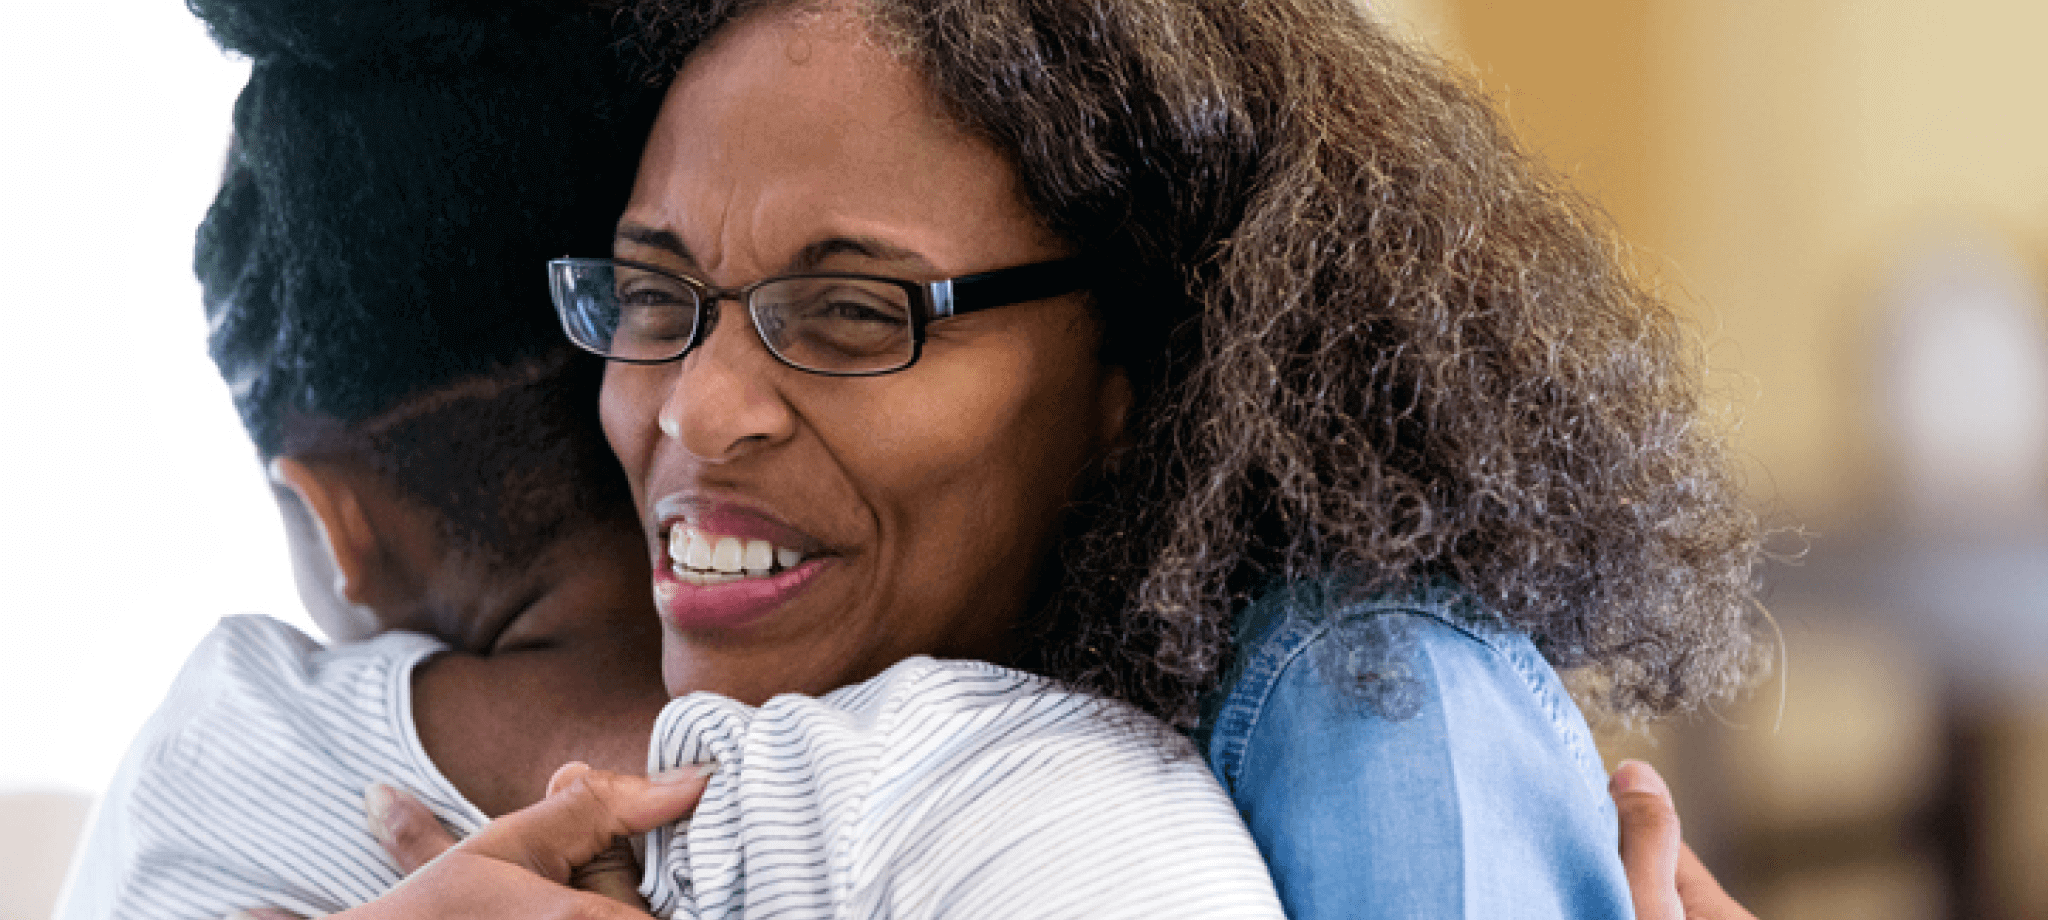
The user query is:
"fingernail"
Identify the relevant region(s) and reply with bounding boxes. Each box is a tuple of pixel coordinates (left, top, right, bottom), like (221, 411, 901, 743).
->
(652, 761, 718, 784)
(1610, 759, 1670, 797)
(363, 783, 396, 842)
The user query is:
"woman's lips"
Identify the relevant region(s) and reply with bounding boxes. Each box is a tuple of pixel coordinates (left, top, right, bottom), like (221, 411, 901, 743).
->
(652, 495, 826, 551)
(648, 495, 836, 631)
(653, 557, 832, 631)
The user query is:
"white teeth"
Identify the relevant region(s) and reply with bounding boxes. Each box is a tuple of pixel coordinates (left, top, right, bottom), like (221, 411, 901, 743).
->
(666, 525, 809, 583)
(676, 568, 742, 587)
(743, 539, 774, 575)
(710, 537, 743, 573)
(684, 531, 714, 570)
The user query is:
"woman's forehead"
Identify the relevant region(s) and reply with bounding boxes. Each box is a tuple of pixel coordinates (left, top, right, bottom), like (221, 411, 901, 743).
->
(623, 4, 1060, 279)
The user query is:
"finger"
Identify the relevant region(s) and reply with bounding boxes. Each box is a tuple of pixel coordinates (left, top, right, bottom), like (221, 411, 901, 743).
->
(571, 837, 651, 908)
(547, 760, 594, 798)
(553, 765, 653, 906)
(366, 783, 459, 875)
(343, 850, 661, 920)
(465, 764, 712, 883)
(1610, 760, 1685, 920)
(1677, 839, 1759, 920)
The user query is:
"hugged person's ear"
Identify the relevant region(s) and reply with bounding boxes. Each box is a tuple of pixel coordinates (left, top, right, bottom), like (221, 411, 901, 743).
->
(269, 457, 377, 643)
(270, 456, 433, 641)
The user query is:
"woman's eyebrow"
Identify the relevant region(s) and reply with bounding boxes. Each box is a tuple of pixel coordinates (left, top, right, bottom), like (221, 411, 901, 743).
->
(614, 226, 932, 274)
(616, 223, 692, 261)
(790, 236, 931, 273)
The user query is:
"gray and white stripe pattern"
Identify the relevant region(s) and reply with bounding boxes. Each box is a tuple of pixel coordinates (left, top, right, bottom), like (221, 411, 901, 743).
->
(58, 618, 1280, 919)
(56, 616, 480, 920)
(642, 657, 1283, 920)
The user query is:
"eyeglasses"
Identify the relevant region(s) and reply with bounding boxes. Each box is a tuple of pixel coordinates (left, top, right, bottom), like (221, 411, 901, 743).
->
(547, 256, 1095, 376)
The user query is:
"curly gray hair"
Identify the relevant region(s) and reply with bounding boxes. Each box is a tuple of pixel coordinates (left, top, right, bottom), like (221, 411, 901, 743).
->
(629, 0, 1767, 729)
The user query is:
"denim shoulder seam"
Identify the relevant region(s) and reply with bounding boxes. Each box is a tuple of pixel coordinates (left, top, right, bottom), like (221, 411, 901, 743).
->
(1491, 634, 1603, 781)
(1207, 611, 1330, 790)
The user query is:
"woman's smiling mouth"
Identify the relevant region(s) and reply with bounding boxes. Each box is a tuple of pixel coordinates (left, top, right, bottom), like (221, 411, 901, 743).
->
(649, 498, 838, 631)
(666, 524, 807, 584)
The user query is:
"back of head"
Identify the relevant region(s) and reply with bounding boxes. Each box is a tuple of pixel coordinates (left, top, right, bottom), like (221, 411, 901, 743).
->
(192, 0, 659, 457)
(190, 0, 659, 623)
(279, 350, 633, 573)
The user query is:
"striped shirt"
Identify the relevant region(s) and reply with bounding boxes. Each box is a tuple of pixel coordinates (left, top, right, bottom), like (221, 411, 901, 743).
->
(59, 616, 1282, 919)
(57, 616, 481, 919)
(643, 657, 1282, 918)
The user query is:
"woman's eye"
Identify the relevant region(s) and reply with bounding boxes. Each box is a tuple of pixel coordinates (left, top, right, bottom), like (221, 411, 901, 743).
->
(819, 298, 907, 325)
(616, 283, 695, 340)
(796, 284, 908, 326)
(617, 282, 690, 307)
(619, 306, 693, 341)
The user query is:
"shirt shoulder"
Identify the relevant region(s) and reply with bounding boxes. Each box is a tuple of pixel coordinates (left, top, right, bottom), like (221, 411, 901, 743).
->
(862, 660, 1283, 920)
(57, 616, 475, 920)
(643, 657, 1282, 920)
(1205, 585, 1631, 920)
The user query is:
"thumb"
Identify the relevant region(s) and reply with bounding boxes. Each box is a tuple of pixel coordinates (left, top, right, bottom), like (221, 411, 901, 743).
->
(464, 762, 713, 884)
(1677, 839, 1759, 920)
(1611, 760, 1685, 920)
(548, 762, 666, 908)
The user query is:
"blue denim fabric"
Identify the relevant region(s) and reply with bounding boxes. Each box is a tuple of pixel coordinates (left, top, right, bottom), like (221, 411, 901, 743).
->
(1201, 584, 1633, 919)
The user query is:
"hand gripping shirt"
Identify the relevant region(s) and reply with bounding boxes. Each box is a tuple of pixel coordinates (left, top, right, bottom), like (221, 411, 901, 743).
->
(58, 617, 1280, 919)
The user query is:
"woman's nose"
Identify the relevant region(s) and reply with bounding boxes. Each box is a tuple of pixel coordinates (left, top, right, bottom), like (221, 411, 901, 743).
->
(655, 306, 798, 462)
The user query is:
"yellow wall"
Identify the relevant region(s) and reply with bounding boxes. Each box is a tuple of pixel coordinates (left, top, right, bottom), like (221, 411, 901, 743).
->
(1394, 5, 2048, 916)
(1415, 0, 2048, 521)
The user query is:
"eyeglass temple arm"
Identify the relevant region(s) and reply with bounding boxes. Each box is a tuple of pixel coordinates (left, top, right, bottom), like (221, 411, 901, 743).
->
(928, 257, 1096, 318)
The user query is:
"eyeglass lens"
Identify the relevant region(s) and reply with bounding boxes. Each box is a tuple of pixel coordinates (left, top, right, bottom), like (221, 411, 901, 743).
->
(751, 275, 914, 372)
(552, 261, 919, 374)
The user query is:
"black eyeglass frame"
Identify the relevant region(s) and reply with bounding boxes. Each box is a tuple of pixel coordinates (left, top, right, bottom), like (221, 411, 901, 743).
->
(548, 255, 1097, 377)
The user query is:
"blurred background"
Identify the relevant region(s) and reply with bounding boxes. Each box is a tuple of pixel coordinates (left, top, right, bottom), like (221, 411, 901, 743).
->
(3, 1, 2044, 918)
(1367, 1, 2048, 918)
(0, 3, 294, 918)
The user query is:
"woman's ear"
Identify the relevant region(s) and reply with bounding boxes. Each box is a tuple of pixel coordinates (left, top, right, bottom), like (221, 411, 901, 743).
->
(1097, 365, 1135, 450)
(269, 456, 395, 632)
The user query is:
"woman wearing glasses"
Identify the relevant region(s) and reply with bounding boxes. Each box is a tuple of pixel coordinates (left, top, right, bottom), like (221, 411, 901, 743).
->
(103, 0, 1759, 916)
(416, 0, 1761, 915)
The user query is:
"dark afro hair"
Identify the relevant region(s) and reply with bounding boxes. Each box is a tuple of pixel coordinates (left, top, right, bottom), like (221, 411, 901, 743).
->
(191, 0, 660, 456)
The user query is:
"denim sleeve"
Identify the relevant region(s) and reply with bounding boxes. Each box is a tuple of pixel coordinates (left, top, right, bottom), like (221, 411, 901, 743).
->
(1203, 599, 1633, 920)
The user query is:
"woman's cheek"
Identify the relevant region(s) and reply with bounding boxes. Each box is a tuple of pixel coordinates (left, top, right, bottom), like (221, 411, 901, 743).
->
(599, 367, 659, 492)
